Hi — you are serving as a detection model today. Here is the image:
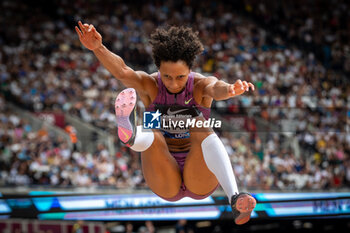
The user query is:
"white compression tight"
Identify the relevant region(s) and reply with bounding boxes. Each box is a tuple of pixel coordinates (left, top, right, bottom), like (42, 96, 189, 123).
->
(201, 133, 239, 202)
(130, 126, 154, 152)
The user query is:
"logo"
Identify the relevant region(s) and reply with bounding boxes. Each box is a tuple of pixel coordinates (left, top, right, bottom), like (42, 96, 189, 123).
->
(143, 107, 222, 131)
(184, 98, 192, 104)
(143, 110, 161, 129)
(167, 108, 188, 116)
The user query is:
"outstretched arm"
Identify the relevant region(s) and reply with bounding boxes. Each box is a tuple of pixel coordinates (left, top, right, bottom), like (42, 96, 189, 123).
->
(202, 76, 255, 101)
(75, 21, 143, 89)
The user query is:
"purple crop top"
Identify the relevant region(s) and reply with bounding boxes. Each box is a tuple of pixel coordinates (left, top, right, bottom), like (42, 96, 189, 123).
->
(145, 72, 211, 139)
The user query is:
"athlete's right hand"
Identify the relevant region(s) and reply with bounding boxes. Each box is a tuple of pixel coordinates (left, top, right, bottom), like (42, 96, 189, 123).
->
(75, 21, 102, 51)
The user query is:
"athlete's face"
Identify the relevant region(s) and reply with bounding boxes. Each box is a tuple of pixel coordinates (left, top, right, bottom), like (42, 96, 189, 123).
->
(159, 60, 190, 94)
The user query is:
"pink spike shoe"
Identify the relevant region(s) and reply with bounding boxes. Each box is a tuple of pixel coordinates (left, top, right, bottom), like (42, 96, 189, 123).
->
(115, 88, 137, 147)
(231, 192, 256, 225)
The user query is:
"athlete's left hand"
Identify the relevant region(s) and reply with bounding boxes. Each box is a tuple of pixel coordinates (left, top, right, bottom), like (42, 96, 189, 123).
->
(228, 79, 255, 97)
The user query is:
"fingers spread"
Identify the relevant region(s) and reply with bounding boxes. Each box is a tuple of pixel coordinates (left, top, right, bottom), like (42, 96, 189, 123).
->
(78, 21, 85, 34)
(236, 79, 244, 90)
(242, 81, 249, 91)
(248, 82, 255, 91)
(75, 26, 83, 38)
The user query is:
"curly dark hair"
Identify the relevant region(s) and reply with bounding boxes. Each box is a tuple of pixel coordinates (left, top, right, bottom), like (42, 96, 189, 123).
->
(149, 26, 204, 69)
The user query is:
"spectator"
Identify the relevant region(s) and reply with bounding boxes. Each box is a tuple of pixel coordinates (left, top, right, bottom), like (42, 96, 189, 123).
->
(65, 124, 78, 151)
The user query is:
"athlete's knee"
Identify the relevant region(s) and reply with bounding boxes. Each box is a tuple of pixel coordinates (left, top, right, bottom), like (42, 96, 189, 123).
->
(189, 118, 213, 143)
(152, 129, 164, 139)
(189, 116, 214, 134)
(147, 129, 167, 148)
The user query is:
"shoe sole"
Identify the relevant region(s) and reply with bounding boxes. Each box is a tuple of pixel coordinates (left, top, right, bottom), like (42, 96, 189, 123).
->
(234, 194, 256, 225)
(115, 88, 137, 145)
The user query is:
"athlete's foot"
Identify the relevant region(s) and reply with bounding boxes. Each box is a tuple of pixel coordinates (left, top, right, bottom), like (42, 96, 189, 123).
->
(115, 88, 137, 147)
(230, 192, 256, 225)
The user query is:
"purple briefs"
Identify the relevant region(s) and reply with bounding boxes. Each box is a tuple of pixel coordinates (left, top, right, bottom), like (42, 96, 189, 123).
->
(156, 152, 218, 202)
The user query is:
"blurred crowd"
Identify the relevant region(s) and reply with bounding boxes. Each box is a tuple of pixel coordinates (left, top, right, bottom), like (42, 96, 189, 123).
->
(0, 0, 349, 190)
(242, 0, 350, 73)
(0, 95, 145, 188)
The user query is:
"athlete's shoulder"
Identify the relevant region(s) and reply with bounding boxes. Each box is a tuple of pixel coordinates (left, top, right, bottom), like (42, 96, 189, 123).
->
(150, 72, 158, 80)
(133, 71, 158, 95)
(134, 71, 158, 86)
(133, 71, 158, 106)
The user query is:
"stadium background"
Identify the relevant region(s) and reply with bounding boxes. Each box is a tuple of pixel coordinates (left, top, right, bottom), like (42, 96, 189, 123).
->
(0, 0, 349, 232)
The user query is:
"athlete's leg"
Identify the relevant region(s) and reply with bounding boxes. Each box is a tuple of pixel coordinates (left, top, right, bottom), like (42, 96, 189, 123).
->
(182, 127, 218, 195)
(125, 126, 182, 198)
(115, 88, 181, 198)
(183, 117, 237, 197)
(183, 117, 256, 225)
(140, 130, 182, 198)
